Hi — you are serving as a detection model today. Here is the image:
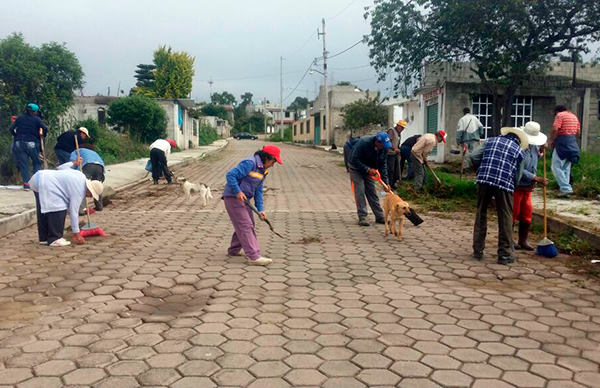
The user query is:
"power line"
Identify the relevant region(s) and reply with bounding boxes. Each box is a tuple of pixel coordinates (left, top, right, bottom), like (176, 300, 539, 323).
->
(197, 69, 305, 83)
(327, 0, 358, 21)
(328, 39, 365, 59)
(283, 62, 314, 102)
(330, 64, 370, 71)
(286, 28, 319, 60)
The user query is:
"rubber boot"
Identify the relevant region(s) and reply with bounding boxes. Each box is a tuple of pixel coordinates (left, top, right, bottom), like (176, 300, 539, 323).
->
(518, 222, 534, 251)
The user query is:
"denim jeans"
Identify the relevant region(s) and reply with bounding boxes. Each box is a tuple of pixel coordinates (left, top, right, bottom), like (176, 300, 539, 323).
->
(55, 149, 72, 165)
(12, 140, 41, 184)
(551, 149, 573, 193)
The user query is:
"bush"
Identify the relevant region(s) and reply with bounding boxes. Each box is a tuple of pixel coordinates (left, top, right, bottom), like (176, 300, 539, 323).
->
(539, 151, 600, 199)
(198, 124, 219, 146)
(94, 125, 148, 165)
(106, 95, 167, 143)
(0, 134, 18, 185)
(269, 127, 292, 143)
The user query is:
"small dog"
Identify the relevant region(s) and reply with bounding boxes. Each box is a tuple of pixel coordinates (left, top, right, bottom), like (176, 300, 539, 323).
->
(183, 180, 213, 206)
(383, 192, 411, 241)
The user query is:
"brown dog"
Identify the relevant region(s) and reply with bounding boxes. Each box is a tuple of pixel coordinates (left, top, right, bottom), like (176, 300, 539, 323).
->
(383, 192, 411, 241)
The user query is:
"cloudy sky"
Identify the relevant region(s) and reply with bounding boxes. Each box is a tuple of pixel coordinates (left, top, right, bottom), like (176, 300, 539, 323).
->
(0, 0, 385, 105)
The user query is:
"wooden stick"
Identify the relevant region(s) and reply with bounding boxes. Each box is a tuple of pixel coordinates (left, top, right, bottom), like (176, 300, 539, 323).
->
(543, 149, 547, 238)
(74, 136, 92, 228)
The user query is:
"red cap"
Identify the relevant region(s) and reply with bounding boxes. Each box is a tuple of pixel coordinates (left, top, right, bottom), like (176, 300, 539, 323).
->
(437, 130, 447, 143)
(262, 145, 283, 165)
(166, 139, 177, 148)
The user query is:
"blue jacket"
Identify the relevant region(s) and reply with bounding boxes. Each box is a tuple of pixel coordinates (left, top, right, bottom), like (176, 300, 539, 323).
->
(9, 114, 48, 142)
(517, 145, 539, 189)
(70, 149, 105, 172)
(349, 136, 389, 184)
(223, 155, 267, 211)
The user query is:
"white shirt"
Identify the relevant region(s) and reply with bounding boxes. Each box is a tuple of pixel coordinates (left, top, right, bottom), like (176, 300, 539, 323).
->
(457, 114, 483, 134)
(29, 162, 86, 233)
(149, 139, 171, 157)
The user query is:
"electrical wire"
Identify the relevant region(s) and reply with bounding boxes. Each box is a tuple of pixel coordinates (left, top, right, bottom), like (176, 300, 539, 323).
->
(286, 28, 319, 60)
(197, 69, 305, 83)
(327, 0, 358, 21)
(330, 64, 371, 71)
(328, 39, 365, 59)
(282, 62, 314, 102)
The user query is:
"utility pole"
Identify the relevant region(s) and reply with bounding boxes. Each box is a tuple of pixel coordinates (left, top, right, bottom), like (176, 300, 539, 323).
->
(263, 98, 267, 139)
(208, 77, 213, 101)
(280, 56, 284, 141)
(318, 18, 330, 145)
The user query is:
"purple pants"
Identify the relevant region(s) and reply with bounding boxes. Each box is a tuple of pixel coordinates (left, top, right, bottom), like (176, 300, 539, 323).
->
(224, 197, 261, 260)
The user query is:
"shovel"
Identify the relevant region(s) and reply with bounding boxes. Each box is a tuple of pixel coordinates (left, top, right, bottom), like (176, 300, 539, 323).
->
(245, 200, 284, 239)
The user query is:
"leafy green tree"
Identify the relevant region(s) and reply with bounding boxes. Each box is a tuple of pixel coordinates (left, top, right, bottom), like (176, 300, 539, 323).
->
(366, 0, 600, 134)
(341, 94, 387, 130)
(131, 64, 156, 96)
(240, 92, 254, 108)
(199, 104, 228, 121)
(0, 33, 84, 130)
(106, 95, 167, 143)
(153, 46, 195, 99)
(232, 112, 266, 134)
(287, 96, 309, 111)
(211, 91, 237, 106)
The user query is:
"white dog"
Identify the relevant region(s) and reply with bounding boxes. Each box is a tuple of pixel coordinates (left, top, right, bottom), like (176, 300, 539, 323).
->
(182, 181, 213, 206)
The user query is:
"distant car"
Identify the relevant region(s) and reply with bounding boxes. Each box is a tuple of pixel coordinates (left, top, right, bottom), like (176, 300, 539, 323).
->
(234, 132, 258, 140)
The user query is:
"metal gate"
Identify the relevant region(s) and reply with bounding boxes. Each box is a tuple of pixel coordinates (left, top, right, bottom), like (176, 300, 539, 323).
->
(426, 103, 439, 156)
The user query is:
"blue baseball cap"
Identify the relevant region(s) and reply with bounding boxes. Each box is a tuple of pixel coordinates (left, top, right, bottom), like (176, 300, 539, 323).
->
(375, 131, 393, 149)
(27, 103, 39, 112)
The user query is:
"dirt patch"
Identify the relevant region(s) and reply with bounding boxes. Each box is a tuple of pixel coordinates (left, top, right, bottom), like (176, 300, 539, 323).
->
(294, 236, 322, 244)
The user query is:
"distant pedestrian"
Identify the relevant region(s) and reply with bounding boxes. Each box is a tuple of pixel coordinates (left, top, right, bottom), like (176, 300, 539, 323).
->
(470, 127, 527, 265)
(348, 132, 392, 227)
(386, 120, 407, 189)
(149, 139, 176, 185)
(549, 105, 580, 197)
(400, 134, 421, 180)
(9, 104, 48, 190)
(513, 122, 548, 251)
(223, 145, 283, 266)
(29, 157, 104, 246)
(410, 131, 446, 192)
(456, 107, 484, 168)
(69, 144, 106, 211)
(54, 127, 90, 164)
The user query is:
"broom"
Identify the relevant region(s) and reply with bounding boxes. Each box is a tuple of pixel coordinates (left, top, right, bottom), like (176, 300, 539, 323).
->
(75, 137, 105, 238)
(536, 149, 557, 258)
(39, 129, 49, 170)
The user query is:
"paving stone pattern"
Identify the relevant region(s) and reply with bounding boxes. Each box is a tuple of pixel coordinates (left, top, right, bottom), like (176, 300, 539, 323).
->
(0, 141, 599, 387)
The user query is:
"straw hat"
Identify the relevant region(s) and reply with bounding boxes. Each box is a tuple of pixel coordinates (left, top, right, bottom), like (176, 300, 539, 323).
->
(396, 120, 407, 128)
(521, 121, 547, 146)
(500, 127, 529, 150)
(85, 180, 104, 201)
(78, 127, 90, 138)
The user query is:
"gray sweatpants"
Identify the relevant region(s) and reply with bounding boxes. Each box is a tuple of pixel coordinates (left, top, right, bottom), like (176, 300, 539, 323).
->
(411, 154, 426, 191)
(349, 168, 384, 221)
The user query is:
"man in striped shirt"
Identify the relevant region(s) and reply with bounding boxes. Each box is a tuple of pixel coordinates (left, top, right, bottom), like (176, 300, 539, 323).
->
(548, 106, 580, 197)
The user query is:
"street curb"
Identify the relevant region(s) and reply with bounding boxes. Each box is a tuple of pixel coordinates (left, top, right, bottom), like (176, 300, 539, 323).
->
(289, 142, 343, 155)
(532, 212, 600, 251)
(0, 140, 228, 239)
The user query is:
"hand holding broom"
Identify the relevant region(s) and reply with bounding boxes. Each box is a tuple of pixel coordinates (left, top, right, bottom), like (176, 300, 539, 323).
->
(75, 136, 105, 240)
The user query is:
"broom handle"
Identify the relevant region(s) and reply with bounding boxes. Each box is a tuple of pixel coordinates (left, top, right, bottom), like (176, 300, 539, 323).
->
(74, 136, 92, 227)
(543, 149, 547, 238)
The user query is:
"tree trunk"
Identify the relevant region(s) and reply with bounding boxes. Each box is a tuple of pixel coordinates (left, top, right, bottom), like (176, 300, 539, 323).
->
(489, 82, 518, 136)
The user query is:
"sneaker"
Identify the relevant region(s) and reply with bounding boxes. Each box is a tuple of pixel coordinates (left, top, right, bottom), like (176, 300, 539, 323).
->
(473, 251, 483, 261)
(38, 241, 47, 245)
(22, 183, 31, 191)
(248, 257, 272, 266)
(358, 219, 370, 227)
(557, 191, 573, 198)
(375, 218, 386, 225)
(49, 238, 71, 247)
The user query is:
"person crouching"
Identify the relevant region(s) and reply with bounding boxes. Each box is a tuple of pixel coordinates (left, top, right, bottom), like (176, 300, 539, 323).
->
(29, 158, 104, 246)
(149, 139, 177, 184)
(222, 145, 283, 266)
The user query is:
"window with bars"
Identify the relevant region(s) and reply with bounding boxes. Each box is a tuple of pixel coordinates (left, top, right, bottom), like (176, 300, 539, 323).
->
(471, 95, 533, 138)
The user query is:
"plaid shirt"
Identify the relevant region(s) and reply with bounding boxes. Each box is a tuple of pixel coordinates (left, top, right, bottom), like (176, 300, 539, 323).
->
(553, 111, 580, 136)
(476, 136, 524, 193)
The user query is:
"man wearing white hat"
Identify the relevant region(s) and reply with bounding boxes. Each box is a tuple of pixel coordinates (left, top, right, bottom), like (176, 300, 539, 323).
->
(28, 157, 104, 246)
(54, 127, 91, 164)
(470, 127, 527, 265)
(513, 122, 548, 251)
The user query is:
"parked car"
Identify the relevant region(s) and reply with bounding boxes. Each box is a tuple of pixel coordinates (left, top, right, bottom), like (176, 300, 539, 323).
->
(234, 132, 258, 140)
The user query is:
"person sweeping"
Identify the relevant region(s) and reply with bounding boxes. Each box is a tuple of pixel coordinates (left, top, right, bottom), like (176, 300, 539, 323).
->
(28, 158, 104, 246)
(222, 145, 283, 266)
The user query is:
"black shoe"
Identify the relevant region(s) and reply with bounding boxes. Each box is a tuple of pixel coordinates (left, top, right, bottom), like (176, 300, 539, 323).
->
(497, 256, 515, 265)
(153, 181, 158, 185)
(375, 218, 386, 225)
(473, 251, 483, 261)
(358, 219, 370, 227)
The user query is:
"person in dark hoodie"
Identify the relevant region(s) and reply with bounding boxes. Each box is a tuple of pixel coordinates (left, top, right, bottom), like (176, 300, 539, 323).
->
(549, 105, 580, 197)
(54, 127, 90, 164)
(348, 132, 392, 227)
(9, 104, 48, 190)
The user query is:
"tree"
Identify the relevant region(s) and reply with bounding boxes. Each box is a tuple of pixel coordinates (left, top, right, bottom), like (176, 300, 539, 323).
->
(232, 112, 266, 134)
(366, 0, 600, 135)
(106, 95, 167, 143)
(0, 33, 84, 131)
(341, 94, 387, 130)
(198, 104, 228, 121)
(240, 92, 254, 108)
(211, 91, 236, 106)
(287, 96, 309, 112)
(135, 45, 195, 99)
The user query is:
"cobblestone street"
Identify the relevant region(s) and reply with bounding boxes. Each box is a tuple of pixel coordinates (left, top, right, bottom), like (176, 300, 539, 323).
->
(0, 140, 599, 388)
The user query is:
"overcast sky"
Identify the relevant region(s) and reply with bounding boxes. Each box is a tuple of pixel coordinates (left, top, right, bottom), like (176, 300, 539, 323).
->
(0, 0, 384, 105)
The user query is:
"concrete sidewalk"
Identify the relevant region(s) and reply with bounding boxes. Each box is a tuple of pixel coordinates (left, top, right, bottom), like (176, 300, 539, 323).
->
(0, 139, 228, 238)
